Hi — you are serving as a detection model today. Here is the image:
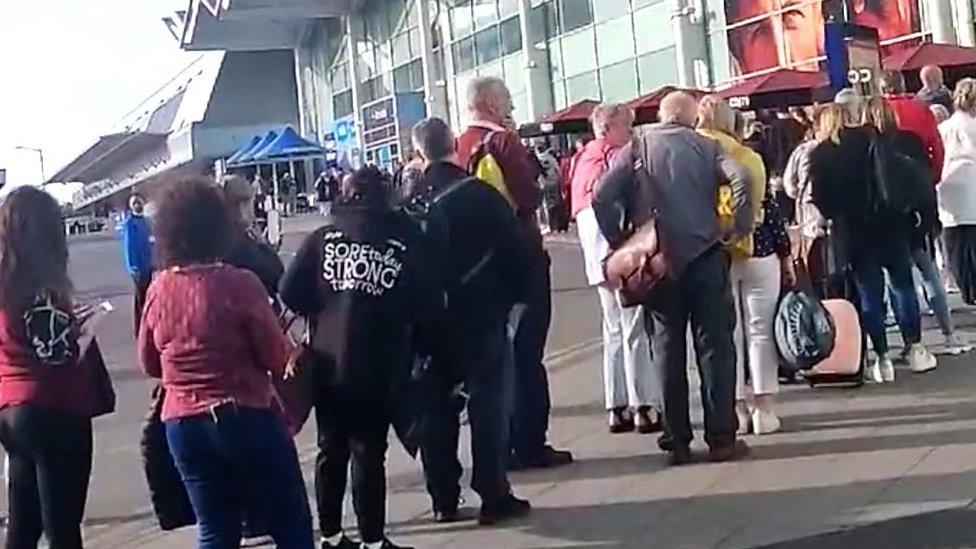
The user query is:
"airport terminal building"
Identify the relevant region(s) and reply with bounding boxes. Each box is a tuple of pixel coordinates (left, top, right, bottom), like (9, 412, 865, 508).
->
(172, 0, 975, 166)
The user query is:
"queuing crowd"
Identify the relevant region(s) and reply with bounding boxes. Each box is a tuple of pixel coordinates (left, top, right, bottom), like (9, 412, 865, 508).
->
(3, 64, 976, 549)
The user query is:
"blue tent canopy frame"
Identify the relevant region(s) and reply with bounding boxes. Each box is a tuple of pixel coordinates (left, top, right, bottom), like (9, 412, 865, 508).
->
(230, 130, 278, 166)
(225, 135, 262, 165)
(227, 127, 325, 167)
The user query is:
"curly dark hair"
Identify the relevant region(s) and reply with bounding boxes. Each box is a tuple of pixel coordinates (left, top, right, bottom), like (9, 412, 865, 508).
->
(152, 178, 233, 267)
(0, 187, 71, 313)
(341, 165, 390, 206)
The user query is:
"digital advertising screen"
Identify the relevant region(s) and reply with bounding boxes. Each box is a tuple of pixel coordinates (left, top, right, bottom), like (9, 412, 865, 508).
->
(725, 0, 920, 76)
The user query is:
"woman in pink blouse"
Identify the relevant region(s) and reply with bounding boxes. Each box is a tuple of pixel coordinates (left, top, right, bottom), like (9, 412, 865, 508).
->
(138, 178, 313, 549)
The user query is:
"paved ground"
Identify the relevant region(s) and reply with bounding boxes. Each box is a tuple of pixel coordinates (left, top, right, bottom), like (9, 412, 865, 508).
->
(9, 218, 976, 548)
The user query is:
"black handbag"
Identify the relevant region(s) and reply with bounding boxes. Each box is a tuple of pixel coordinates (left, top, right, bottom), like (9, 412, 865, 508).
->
(141, 385, 196, 531)
(83, 339, 116, 418)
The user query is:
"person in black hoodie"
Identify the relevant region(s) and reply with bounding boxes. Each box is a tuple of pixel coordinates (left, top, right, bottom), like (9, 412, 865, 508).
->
(220, 175, 284, 299)
(406, 117, 532, 525)
(279, 166, 451, 549)
(809, 100, 936, 384)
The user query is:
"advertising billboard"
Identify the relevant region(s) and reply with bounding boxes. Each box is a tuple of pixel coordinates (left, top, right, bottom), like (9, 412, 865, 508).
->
(725, 0, 919, 76)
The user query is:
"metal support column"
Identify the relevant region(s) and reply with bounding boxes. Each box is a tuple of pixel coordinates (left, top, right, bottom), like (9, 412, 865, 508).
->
(415, 0, 448, 120)
(518, 0, 554, 122)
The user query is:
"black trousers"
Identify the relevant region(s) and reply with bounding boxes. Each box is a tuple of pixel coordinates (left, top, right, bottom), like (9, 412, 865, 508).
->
(644, 247, 739, 450)
(421, 319, 514, 508)
(133, 274, 151, 336)
(314, 402, 389, 544)
(511, 245, 553, 459)
(0, 405, 93, 549)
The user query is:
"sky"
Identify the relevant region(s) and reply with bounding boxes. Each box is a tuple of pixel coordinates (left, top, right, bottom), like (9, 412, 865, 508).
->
(0, 0, 197, 193)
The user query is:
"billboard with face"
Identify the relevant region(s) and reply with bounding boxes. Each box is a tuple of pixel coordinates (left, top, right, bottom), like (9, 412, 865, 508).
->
(725, 0, 919, 76)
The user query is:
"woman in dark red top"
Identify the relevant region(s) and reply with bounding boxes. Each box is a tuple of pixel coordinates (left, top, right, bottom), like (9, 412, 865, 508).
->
(0, 187, 93, 548)
(138, 179, 313, 549)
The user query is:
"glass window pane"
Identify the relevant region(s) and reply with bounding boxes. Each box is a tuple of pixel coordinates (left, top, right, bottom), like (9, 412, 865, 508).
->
(473, 0, 499, 29)
(559, 28, 597, 78)
(500, 16, 523, 55)
(633, 0, 664, 8)
(503, 53, 526, 94)
(542, 1, 560, 36)
(333, 90, 353, 118)
(388, 0, 407, 33)
(500, 0, 520, 19)
(407, 1, 419, 28)
(638, 46, 678, 93)
(633, 5, 674, 55)
(410, 59, 425, 90)
(375, 42, 393, 74)
(409, 28, 422, 58)
(594, 0, 631, 22)
(475, 26, 502, 65)
(560, 0, 593, 33)
(394, 63, 413, 92)
(548, 39, 564, 79)
(708, 32, 731, 85)
(453, 36, 476, 72)
(565, 70, 600, 103)
(478, 60, 503, 78)
(595, 16, 635, 67)
(512, 91, 529, 125)
(393, 33, 411, 65)
(599, 59, 639, 103)
(553, 79, 568, 110)
(331, 63, 349, 91)
(451, 1, 474, 38)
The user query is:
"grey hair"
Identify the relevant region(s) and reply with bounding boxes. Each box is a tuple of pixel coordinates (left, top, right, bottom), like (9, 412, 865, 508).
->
(411, 117, 455, 162)
(658, 91, 697, 126)
(466, 76, 508, 112)
(590, 103, 635, 138)
(920, 64, 944, 87)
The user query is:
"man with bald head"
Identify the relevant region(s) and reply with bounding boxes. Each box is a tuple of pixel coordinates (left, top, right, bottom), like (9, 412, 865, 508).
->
(917, 64, 952, 111)
(599, 91, 753, 466)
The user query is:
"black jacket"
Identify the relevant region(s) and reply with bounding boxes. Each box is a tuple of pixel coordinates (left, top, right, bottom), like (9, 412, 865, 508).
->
(413, 162, 529, 329)
(279, 201, 455, 404)
(225, 232, 284, 297)
(810, 127, 915, 251)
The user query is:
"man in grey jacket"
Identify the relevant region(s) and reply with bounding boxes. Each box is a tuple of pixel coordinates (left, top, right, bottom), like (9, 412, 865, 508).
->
(599, 91, 753, 466)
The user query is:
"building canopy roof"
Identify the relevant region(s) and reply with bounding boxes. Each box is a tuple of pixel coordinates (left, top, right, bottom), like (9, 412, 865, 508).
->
(251, 126, 324, 161)
(233, 130, 278, 165)
(883, 43, 976, 71)
(629, 86, 708, 124)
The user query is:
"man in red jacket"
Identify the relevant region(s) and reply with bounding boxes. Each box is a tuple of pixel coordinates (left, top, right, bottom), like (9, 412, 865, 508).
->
(456, 76, 573, 471)
(879, 70, 945, 181)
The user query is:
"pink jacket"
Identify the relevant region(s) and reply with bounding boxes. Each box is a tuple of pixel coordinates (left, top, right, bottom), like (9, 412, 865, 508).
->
(569, 138, 620, 217)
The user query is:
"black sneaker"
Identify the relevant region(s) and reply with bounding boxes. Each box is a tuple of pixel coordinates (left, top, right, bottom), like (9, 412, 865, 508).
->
(321, 535, 358, 549)
(363, 540, 414, 549)
(708, 440, 750, 463)
(509, 446, 574, 470)
(433, 507, 475, 523)
(478, 493, 532, 526)
(667, 445, 693, 466)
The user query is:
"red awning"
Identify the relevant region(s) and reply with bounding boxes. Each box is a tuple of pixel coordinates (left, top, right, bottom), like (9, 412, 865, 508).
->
(628, 86, 707, 123)
(716, 69, 829, 99)
(540, 99, 600, 124)
(883, 43, 976, 71)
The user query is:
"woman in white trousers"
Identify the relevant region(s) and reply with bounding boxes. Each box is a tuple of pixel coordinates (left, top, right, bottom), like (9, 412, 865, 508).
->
(570, 103, 662, 433)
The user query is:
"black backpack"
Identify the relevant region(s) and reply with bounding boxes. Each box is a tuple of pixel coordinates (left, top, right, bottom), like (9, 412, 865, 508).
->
(868, 133, 935, 218)
(775, 290, 836, 373)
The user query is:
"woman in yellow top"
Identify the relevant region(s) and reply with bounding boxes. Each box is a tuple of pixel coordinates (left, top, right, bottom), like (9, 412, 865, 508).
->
(697, 95, 782, 435)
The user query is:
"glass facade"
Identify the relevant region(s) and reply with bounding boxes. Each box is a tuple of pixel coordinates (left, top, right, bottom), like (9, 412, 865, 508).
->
(543, 0, 679, 110)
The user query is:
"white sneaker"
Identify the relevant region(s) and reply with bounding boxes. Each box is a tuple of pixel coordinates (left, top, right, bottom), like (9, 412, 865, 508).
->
(881, 359, 896, 382)
(908, 344, 938, 373)
(736, 401, 751, 435)
(869, 358, 887, 383)
(940, 333, 974, 356)
(751, 408, 782, 435)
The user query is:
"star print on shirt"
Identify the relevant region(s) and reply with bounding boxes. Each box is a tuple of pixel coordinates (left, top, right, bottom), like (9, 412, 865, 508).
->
(22, 294, 78, 367)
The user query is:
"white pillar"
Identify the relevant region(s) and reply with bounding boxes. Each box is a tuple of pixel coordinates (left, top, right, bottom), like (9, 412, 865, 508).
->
(928, 0, 958, 43)
(955, 0, 976, 46)
(518, 0, 554, 122)
(672, 0, 709, 88)
(436, 4, 461, 129)
(415, 0, 448, 120)
(345, 16, 365, 154)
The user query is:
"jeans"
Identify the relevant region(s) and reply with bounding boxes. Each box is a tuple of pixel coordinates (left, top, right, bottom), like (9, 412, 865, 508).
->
(511, 246, 553, 459)
(911, 246, 954, 336)
(314, 402, 390, 544)
(165, 407, 314, 549)
(645, 247, 738, 450)
(851, 239, 921, 357)
(730, 255, 782, 399)
(596, 285, 661, 410)
(0, 406, 92, 549)
(421, 319, 515, 507)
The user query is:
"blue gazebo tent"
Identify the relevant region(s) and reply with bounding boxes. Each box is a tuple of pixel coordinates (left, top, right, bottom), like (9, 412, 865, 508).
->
(251, 126, 324, 162)
(231, 130, 278, 166)
(225, 135, 262, 165)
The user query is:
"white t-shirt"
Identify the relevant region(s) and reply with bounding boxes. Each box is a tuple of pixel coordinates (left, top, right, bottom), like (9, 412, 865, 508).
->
(576, 206, 610, 286)
(939, 111, 976, 227)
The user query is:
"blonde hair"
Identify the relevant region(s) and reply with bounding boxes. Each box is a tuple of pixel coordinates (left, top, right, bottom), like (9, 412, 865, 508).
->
(814, 104, 845, 145)
(861, 97, 897, 133)
(954, 78, 976, 114)
(696, 95, 737, 137)
(590, 103, 635, 138)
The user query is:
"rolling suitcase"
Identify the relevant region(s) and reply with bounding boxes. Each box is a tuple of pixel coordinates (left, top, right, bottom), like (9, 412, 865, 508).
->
(803, 220, 866, 387)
